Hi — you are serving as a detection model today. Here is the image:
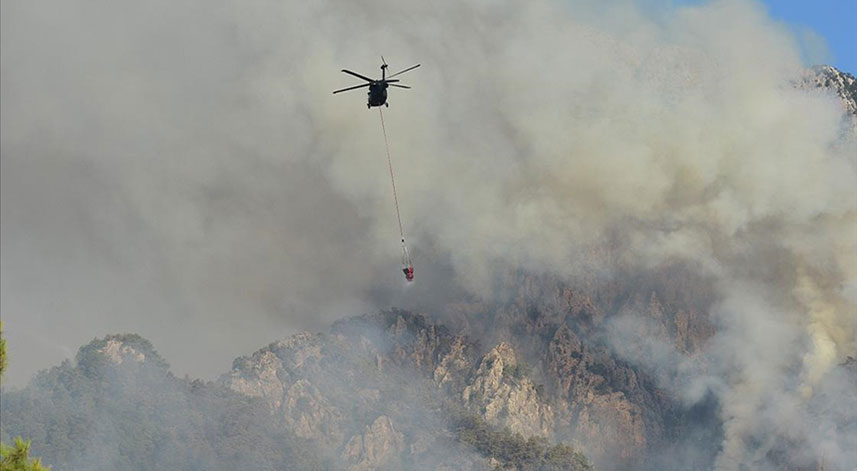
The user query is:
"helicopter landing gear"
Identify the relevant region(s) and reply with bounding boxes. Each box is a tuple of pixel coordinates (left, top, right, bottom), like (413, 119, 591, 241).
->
(367, 103, 371, 109)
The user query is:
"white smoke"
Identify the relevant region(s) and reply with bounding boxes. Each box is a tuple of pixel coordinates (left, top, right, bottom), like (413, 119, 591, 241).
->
(2, 0, 855, 468)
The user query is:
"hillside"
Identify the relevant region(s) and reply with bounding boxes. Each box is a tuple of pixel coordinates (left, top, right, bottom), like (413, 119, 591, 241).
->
(1, 326, 594, 471)
(0, 334, 325, 470)
(3, 265, 855, 470)
(2, 65, 856, 471)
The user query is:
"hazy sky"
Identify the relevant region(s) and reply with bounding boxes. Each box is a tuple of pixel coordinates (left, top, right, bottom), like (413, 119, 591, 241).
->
(2, 1, 856, 469)
(1, 0, 853, 383)
(680, 0, 857, 73)
(759, 0, 857, 74)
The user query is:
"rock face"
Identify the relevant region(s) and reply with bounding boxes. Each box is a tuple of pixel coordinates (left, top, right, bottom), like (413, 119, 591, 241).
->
(798, 65, 857, 137)
(800, 65, 857, 116)
(436, 267, 719, 469)
(283, 379, 344, 444)
(342, 416, 404, 471)
(546, 324, 651, 465)
(221, 333, 345, 445)
(432, 336, 471, 387)
(217, 285, 719, 469)
(462, 343, 554, 437)
(224, 349, 285, 408)
(75, 333, 170, 378)
(98, 338, 147, 365)
(218, 303, 684, 470)
(220, 311, 496, 470)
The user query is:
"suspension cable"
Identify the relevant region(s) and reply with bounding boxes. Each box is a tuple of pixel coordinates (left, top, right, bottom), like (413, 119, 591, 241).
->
(379, 108, 405, 242)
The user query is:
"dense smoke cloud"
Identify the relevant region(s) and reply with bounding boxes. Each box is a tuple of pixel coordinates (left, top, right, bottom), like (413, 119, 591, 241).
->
(2, 0, 855, 468)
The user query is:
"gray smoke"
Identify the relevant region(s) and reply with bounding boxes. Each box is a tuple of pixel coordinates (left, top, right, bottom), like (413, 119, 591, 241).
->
(2, 0, 855, 468)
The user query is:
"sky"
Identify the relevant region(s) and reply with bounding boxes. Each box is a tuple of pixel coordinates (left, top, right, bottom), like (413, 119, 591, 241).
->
(703, 0, 857, 73)
(1, 0, 851, 389)
(1, 0, 854, 386)
(763, 0, 857, 74)
(2, 0, 855, 468)
(675, 0, 857, 73)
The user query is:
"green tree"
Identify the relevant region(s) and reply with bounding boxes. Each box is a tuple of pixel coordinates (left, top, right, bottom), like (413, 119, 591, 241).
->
(452, 410, 594, 471)
(0, 323, 50, 471)
(0, 439, 49, 471)
(0, 322, 7, 379)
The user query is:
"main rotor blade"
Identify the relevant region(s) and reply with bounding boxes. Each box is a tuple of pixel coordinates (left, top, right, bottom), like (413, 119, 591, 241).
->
(385, 79, 400, 83)
(389, 83, 411, 89)
(388, 64, 420, 79)
(340, 69, 374, 82)
(332, 83, 370, 94)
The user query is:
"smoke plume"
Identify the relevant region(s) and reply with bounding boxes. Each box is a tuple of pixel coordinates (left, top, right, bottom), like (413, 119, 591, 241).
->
(2, 0, 855, 468)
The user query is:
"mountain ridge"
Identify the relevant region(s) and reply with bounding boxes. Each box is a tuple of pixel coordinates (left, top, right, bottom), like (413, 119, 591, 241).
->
(2, 64, 855, 471)
(2, 312, 597, 471)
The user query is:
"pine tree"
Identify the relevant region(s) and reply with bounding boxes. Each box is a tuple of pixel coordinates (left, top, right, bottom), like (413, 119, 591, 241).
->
(0, 439, 50, 471)
(0, 322, 7, 380)
(0, 322, 51, 470)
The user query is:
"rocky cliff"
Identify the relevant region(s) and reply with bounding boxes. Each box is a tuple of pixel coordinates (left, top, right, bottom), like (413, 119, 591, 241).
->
(220, 277, 714, 470)
(800, 65, 857, 117)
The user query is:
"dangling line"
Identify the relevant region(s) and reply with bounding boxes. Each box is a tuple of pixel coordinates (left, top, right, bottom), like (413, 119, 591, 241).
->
(379, 108, 405, 241)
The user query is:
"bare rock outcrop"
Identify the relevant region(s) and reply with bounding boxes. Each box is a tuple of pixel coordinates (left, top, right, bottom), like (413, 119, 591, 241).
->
(433, 336, 472, 387)
(221, 333, 344, 444)
(547, 325, 649, 466)
(342, 416, 404, 471)
(284, 379, 344, 444)
(799, 65, 857, 116)
(78, 334, 169, 374)
(222, 350, 285, 409)
(98, 338, 147, 365)
(221, 331, 324, 402)
(463, 342, 554, 437)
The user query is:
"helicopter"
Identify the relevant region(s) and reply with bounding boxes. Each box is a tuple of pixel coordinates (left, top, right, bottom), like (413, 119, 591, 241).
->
(333, 57, 420, 108)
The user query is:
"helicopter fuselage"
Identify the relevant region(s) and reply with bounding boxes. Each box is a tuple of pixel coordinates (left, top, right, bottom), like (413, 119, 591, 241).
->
(333, 60, 418, 108)
(368, 82, 388, 108)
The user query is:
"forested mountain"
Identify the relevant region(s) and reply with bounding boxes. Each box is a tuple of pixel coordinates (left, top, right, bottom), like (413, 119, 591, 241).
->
(1, 329, 593, 471)
(2, 64, 855, 471)
(1, 334, 326, 471)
